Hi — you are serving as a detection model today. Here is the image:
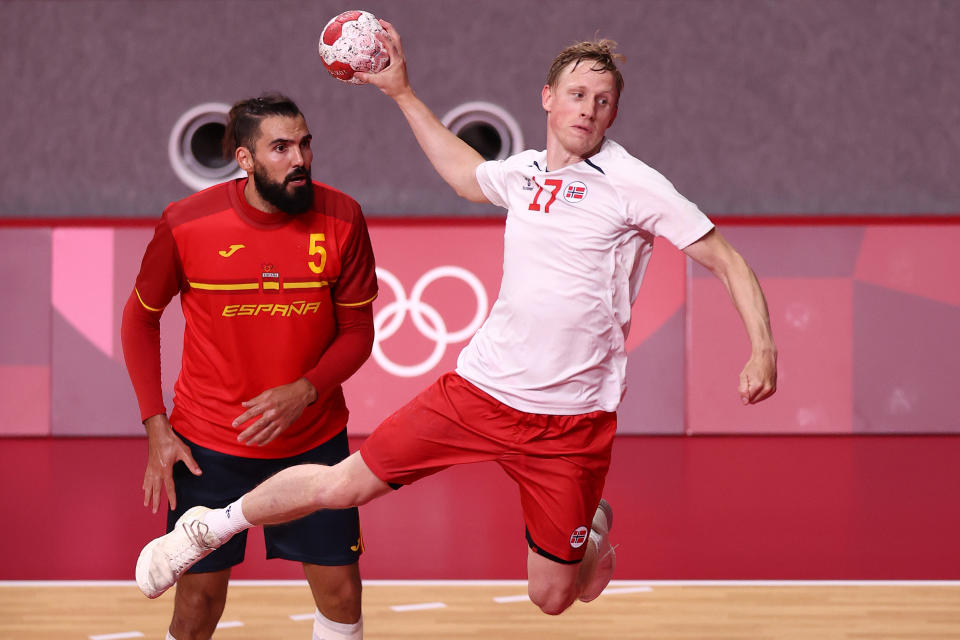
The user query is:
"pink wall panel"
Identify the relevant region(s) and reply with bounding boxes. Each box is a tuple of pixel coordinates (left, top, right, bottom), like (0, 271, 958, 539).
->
(855, 225, 960, 306)
(0, 365, 50, 435)
(1, 219, 958, 437)
(849, 224, 960, 432)
(688, 277, 853, 434)
(618, 239, 687, 434)
(51, 228, 184, 435)
(625, 238, 686, 349)
(51, 228, 115, 358)
(0, 228, 51, 436)
(343, 223, 504, 434)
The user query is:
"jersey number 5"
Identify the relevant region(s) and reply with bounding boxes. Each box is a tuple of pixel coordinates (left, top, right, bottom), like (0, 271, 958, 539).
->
(528, 179, 563, 213)
(308, 233, 327, 274)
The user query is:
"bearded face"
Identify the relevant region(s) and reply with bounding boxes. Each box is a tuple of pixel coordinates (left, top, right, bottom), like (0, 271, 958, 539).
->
(251, 162, 313, 215)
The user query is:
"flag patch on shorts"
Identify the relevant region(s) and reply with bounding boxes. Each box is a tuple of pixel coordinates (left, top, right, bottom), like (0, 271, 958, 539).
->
(569, 525, 589, 548)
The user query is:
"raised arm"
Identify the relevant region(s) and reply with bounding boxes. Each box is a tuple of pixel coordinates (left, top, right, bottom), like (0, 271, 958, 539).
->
(355, 21, 488, 203)
(683, 228, 778, 405)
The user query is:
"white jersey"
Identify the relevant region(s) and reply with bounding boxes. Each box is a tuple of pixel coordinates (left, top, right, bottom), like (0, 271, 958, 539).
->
(456, 138, 714, 414)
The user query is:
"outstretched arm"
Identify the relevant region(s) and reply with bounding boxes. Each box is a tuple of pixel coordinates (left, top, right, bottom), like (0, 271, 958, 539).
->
(355, 20, 488, 203)
(683, 229, 778, 404)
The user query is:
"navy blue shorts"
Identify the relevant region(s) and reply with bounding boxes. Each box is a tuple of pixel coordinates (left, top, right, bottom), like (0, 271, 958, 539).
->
(168, 428, 362, 573)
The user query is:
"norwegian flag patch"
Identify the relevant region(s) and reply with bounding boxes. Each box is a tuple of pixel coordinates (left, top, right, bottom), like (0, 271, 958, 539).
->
(569, 525, 590, 548)
(563, 181, 587, 203)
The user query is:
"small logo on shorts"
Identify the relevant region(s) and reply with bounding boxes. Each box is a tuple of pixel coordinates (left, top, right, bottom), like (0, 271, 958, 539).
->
(569, 525, 590, 549)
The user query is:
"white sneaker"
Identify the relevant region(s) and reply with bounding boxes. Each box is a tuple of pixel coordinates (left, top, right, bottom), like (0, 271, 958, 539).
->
(135, 506, 222, 599)
(579, 498, 616, 602)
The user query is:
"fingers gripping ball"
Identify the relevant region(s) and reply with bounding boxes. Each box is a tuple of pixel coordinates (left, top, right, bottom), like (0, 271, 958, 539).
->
(318, 10, 390, 84)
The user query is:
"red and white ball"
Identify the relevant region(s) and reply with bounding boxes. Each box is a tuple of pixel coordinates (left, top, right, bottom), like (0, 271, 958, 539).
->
(318, 10, 390, 84)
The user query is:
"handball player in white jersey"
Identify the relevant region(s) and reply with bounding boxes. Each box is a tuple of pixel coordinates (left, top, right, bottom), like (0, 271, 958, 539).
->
(136, 23, 778, 617)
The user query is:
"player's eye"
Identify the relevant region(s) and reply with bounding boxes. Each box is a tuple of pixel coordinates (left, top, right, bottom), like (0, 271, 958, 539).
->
(275, 144, 286, 153)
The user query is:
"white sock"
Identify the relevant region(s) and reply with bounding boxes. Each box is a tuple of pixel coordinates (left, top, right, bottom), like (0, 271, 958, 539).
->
(313, 609, 362, 640)
(202, 497, 253, 542)
(166, 632, 176, 640)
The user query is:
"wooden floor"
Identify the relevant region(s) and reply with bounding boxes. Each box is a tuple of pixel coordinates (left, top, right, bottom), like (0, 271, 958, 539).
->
(2, 582, 959, 639)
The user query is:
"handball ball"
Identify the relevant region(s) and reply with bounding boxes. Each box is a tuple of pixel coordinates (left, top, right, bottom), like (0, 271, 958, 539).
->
(318, 10, 390, 84)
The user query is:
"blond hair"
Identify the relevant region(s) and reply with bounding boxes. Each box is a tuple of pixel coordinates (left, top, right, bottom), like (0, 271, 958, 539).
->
(546, 39, 625, 101)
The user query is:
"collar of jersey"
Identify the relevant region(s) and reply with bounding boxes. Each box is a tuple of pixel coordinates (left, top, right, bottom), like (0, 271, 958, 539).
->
(535, 138, 610, 174)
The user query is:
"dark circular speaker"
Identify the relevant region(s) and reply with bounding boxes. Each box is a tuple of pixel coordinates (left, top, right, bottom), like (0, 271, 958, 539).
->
(169, 103, 243, 190)
(441, 102, 524, 161)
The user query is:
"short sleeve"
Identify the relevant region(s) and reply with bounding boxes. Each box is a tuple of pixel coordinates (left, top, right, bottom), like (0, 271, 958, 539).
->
(623, 166, 714, 250)
(475, 160, 510, 209)
(331, 206, 378, 307)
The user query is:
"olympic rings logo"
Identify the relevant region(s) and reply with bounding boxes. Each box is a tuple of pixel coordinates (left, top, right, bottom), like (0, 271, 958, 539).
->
(372, 266, 489, 377)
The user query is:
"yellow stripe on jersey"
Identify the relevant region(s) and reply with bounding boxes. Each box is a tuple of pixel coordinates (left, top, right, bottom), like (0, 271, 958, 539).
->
(282, 281, 330, 290)
(263, 281, 280, 291)
(188, 281, 260, 291)
(335, 293, 379, 307)
(135, 288, 164, 312)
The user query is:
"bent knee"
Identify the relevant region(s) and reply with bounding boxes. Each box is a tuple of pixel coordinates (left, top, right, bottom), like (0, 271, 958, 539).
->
(317, 583, 362, 621)
(172, 579, 228, 634)
(311, 458, 386, 510)
(528, 583, 577, 616)
(309, 472, 364, 511)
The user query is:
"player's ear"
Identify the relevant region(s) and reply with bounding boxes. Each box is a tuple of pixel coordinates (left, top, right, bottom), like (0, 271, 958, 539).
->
(236, 146, 254, 173)
(541, 84, 553, 112)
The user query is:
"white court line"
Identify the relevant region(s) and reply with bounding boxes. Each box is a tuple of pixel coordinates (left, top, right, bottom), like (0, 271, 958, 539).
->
(390, 602, 447, 612)
(493, 586, 653, 603)
(5, 579, 960, 588)
(601, 586, 653, 594)
(89, 633, 144, 640)
(494, 594, 530, 603)
(215, 621, 244, 629)
(289, 613, 315, 621)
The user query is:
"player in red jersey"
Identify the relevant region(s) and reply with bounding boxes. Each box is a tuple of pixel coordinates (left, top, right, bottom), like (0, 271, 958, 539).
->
(135, 29, 777, 620)
(122, 94, 377, 640)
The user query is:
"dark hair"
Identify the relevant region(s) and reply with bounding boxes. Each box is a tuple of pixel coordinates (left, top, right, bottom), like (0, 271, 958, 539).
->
(223, 93, 303, 159)
(546, 39, 625, 103)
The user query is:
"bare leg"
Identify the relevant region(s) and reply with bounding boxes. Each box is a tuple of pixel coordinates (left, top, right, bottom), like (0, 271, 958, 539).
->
(242, 452, 391, 526)
(526, 500, 615, 614)
(134, 453, 391, 601)
(168, 569, 230, 640)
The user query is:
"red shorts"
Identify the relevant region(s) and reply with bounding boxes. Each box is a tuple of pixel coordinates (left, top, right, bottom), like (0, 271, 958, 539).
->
(360, 372, 617, 563)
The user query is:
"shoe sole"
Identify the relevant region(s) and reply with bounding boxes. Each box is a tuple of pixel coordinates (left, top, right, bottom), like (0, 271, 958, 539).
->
(135, 536, 165, 599)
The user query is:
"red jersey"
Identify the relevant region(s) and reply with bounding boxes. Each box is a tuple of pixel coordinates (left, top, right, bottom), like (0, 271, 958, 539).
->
(125, 178, 377, 458)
